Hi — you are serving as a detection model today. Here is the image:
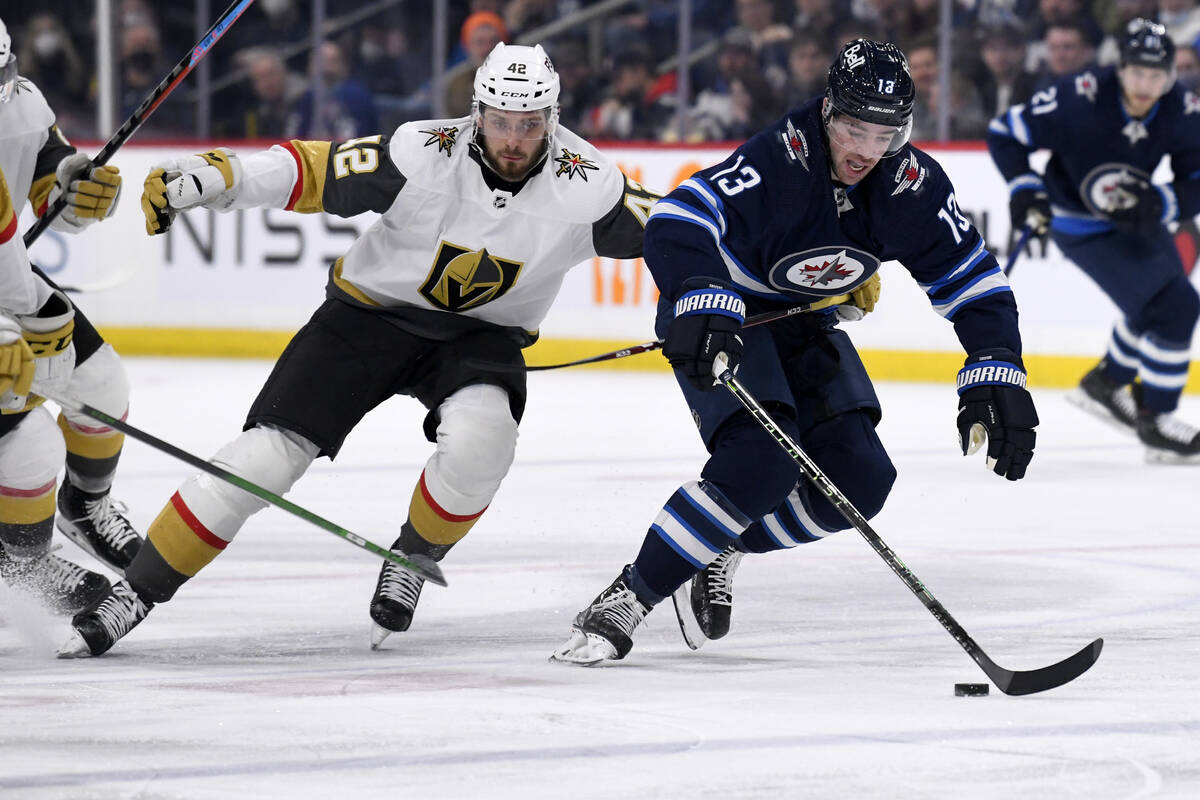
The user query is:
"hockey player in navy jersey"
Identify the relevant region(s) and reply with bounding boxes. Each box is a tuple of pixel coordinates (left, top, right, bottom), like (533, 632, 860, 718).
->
(988, 18, 1200, 463)
(552, 39, 1039, 665)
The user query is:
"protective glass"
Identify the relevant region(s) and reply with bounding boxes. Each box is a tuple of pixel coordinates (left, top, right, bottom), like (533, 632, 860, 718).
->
(826, 113, 911, 159)
(474, 104, 549, 142)
(0, 54, 17, 104)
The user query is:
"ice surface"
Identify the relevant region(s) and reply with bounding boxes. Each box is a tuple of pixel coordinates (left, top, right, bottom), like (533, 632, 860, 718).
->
(2, 358, 1198, 798)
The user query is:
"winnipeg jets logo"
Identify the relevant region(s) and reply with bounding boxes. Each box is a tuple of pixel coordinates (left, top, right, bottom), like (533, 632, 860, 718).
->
(1079, 163, 1154, 217)
(553, 148, 599, 180)
(891, 153, 927, 196)
(1121, 119, 1148, 146)
(1074, 71, 1098, 103)
(420, 126, 458, 156)
(779, 119, 810, 170)
(768, 246, 878, 296)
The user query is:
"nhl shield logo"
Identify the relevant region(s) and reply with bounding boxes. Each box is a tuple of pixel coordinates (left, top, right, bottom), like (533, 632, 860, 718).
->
(419, 241, 523, 311)
(768, 246, 878, 295)
(1078, 163, 1153, 217)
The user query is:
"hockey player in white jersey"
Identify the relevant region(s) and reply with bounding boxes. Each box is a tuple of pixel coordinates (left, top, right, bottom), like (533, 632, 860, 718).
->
(61, 43, 660, 657)
(0, 17, 142, 614)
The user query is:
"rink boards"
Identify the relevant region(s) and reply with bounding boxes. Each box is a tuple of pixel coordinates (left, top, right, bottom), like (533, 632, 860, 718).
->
(23, 141, 1200, 392)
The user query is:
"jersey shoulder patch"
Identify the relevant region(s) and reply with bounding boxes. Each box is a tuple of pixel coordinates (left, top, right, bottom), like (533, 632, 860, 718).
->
(887, 149, 931, 197)
(541, 126, 627, 218)
(1073, 70, 1099, 103)
(389, 117, 472, 179)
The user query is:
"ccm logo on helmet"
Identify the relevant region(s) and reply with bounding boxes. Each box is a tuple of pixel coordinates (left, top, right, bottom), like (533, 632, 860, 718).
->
(501, 91, 532, 98)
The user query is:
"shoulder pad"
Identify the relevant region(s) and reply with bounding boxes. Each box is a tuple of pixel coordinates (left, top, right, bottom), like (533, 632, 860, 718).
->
(390, 117, 471, 170)
(777, 116, 814, 171)
(885, 148, 934, 198)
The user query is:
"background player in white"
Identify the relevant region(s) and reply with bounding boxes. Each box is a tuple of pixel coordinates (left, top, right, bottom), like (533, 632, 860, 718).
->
(60, 43, 661, 657)
(0, 16, 141, 613)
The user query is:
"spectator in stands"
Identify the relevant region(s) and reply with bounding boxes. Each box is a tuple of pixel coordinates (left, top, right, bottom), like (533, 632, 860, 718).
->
(587, 45, 676, 141)
(227, 0, 310, 64)
(791, 0, 840, 44)
(119, 15, 192, 137)
(684, 28, 760, 141)
(1033, 18, 1099, 90)
(443, 11, 508, 117)
(238, 47, 307, 139)
(832, 18, 882, 49)
(1162, 0, 1200, 52)
(1096, 0, 1163, 64)
(19, 14, 90, 115)
(504, 0, 557, 40)
(731, 0, 793, 91)
(975, 21, 1037, 119)
(287, 40, 378, 139)
(781, 29, 830, 110)
(1176, 39, 1200, 91)
(552, 43, 602, 134)
(907, 35, 988, 141)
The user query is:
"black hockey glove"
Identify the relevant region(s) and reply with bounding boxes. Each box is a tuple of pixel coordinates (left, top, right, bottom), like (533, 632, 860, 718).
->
(1009, 181, 1051, 237)
(956, 349, 1038, 481)
(662, 278, 745, 391)
(1107, 175, 1167, 236)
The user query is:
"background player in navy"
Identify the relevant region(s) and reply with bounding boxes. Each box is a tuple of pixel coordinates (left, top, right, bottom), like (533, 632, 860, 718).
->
(552, 39, 1040, 665)
(989, 18, 1200, 463)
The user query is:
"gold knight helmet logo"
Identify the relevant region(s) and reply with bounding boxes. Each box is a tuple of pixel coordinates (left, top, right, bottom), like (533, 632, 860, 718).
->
(419, 241, 523, 311)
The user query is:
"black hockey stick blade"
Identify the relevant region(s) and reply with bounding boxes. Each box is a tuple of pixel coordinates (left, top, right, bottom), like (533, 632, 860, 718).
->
(976, 637, 1104, 696)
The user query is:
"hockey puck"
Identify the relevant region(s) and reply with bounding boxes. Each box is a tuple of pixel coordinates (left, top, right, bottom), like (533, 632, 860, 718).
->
(954, 683, 989, 696)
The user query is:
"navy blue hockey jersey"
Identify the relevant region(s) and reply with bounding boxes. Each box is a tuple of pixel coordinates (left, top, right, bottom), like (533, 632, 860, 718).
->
(644, 98, 1021, 356)
(987, 66, 1200, 236)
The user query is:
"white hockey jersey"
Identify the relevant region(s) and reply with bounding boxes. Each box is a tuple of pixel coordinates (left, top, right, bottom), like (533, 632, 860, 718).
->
(222, 118, 659, 337)
(0, 77, 71, 316)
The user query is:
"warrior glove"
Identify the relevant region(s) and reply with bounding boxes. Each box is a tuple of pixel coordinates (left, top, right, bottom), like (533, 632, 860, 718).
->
(662, 278, 745, 392)
(49, 153, 122, 232)
(956, 349, 1038, 481)
(1107, 175, 1172, 236)
(0, 289, 75, 411)
(142, 148, 243, 235)
(0, 314, 35, 410)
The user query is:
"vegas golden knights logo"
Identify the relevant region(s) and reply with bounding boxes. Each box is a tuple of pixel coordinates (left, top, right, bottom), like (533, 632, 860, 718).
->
(419, 241, 523, 311)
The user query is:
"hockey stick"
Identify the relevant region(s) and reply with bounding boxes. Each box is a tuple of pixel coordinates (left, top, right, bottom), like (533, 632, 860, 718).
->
(36, 388, 447, 587)
(491, 301, 838, 374)
(22, 0, 257, 248)
(710, 353, 1102, 696)
(1002, 224, 1033, 277)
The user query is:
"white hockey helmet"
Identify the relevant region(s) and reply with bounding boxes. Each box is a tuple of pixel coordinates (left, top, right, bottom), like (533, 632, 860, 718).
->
(0, 17, 16, 105)
(471, 42, 560, 136)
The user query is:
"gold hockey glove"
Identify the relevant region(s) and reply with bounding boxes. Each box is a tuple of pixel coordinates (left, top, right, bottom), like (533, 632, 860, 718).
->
(805, 272, 882, 322)
(0, 314, 35, 410)
(141, 148, 243, 236)
(49, 153, 123, 232)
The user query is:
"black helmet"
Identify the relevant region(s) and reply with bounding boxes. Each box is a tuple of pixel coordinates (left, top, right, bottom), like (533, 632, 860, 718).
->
(824, 39, 914, 157)
(1119, 18, 1175, 71)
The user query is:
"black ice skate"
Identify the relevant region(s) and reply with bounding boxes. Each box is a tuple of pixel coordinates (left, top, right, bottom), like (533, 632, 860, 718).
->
(369, 550, 425, 650)
(1066, 362, 1137, 434)
(1136, 411, 1200, 464)
(0, 547, 111, 615)
(551, 571, 652, 665)
(672, 545, 744, 650)
(56, 478, 144, 575)
(58, 580, 154, 657)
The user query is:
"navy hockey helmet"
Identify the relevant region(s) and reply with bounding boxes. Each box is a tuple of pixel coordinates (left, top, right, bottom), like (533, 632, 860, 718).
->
(1119, 18, 1176, 72)
(824, 39, 915, 157)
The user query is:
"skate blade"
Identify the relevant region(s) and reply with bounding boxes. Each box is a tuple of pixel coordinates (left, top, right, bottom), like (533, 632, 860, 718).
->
(549, 630, 617, 666)
(1065, 391, 1136, 436)
(56, 630, 93, 659)
(55, 522, 129, 578)
(1144, 447, 1200, 465)
(369, 623, 393, 650)
(671, 584, 705, 651)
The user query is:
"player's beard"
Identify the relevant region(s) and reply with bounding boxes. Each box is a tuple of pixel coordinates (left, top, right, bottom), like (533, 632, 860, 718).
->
(483, 137, 547, 182)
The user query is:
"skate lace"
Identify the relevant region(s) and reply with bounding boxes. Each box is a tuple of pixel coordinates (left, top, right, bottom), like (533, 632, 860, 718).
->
(377, 563, 423, 608)
(593, 584, 649, 635)
(82, 496, 140, 547)
(1110, 387, 1136, 421)
(1157, 415, 1199, 444)
(35, 555, 90, 594)
(92, 584, 148, 640)
(705, 549, 744, 608)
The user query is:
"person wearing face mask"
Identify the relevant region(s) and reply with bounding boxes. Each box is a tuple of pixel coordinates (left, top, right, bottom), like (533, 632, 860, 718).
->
(552, 39, 1038, 665)
(18, 14, 89, 115)
(0, 16, 144, 615)
(60, 43, 664, 658)
(989, 19, 1200, 462)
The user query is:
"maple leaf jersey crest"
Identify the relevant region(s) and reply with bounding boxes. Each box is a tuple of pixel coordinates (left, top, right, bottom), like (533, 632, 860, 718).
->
(420, 126, 458, 157)
(768, 246, 879, 295)
(891, 152, 927, 196)
(419, 241, 523, 311)
(553, 148, 599, 180)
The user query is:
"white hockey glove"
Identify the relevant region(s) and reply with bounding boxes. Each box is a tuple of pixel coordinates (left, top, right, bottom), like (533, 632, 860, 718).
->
(141, 148, 244, 235)
(48, 153, 123, 232)
(0, 314, 36, 411)
(1, 289, 77, 411)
